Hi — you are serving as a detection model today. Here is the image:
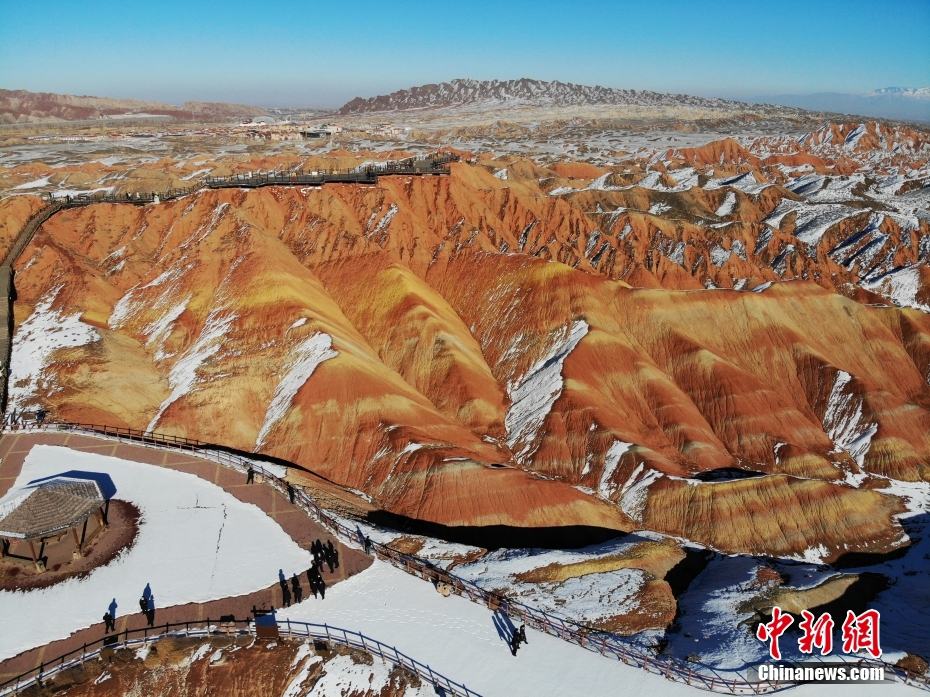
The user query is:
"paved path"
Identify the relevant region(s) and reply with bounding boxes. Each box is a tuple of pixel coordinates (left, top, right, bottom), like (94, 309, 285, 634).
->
(0, 431, 372, 684)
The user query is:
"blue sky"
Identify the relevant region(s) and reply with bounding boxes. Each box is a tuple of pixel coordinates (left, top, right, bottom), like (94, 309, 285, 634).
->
(1, 0, 928, 107)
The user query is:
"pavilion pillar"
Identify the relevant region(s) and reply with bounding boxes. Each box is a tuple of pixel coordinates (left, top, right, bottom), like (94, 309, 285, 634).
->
(71, 525, 84, 558)
(28, 539, 45, 572)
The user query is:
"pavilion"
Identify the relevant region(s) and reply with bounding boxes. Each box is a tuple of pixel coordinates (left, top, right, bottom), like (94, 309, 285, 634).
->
(0, 476, 111, 572)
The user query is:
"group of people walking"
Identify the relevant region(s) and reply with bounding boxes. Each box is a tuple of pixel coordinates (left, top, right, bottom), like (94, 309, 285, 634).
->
(102, 584, 155, 634)
(278, 537, 340, 607)
(311, 538, 339, 574)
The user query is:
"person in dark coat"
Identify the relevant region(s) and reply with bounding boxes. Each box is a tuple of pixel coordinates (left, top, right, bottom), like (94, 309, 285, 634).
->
(326, 540, 339, 569)
(282, 584, 292, 607)
(306, 568, 319, 598)
(139, 596, 148, 615)
(291, 573, 302, 603)
(247, 465, 255, 484)
(517, 624, 527, 645)
(146, 598, 156, 627)
(103, 612, 115, 633)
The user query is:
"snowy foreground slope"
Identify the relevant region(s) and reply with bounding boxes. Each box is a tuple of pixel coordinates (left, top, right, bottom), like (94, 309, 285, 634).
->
(280, 561, 921, 697)
(0, 446, 313, 662)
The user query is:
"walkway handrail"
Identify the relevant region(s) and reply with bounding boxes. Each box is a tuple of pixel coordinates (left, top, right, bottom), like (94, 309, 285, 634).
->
(40, 153, 458, 207)
(3, 421, 928, 695)
(0, 617, 480, 697)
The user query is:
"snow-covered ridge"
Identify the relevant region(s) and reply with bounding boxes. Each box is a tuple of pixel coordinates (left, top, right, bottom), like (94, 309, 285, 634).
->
(256, 332, 338, 448)
(147, 308, 236, 431)
(339, 78, 764, 114)
(8, 286, 101, 411)
(822, 370, 877, 467)
(505, 320, 589, 463)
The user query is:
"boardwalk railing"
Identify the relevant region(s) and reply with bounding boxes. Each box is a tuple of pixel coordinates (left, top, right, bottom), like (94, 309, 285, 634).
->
(0, 617, 480, 697)
(3, 420, 928, 695)
(43, 153, 457, 206)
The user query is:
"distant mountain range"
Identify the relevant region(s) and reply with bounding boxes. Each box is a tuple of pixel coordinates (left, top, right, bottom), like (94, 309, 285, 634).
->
(339, 79, 930, 125)
(337, 78, 765, 115)
(0, 89, 268, 124)
(748, 87, 930, 123)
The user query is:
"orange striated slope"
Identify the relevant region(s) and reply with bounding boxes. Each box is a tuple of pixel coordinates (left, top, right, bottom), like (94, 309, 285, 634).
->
(7, 144, 930, 558)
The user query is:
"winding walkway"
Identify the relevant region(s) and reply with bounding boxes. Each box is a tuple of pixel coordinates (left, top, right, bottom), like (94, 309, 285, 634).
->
(0, 430, 371, 684)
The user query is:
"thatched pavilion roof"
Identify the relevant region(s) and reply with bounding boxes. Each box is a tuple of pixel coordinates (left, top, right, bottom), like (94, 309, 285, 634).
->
(0, 480, 104, 540)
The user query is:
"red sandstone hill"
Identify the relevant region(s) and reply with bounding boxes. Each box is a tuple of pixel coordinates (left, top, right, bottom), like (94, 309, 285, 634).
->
(5, 174, 926, 560)
(3, 119, 929, 560)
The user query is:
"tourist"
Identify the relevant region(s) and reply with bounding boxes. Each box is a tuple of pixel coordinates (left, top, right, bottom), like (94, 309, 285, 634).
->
(306, 569, 318, 598)
(102, 611, 114, 633)
(246, 465, 255, 484)
(291, 573, 302, 603)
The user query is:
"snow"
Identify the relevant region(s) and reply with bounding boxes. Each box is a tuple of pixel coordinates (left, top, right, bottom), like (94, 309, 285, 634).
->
(180, 202, 229, 250)
(715, 192, 736, 217)
(256, 332, 338, 447)
(597, 440, 634, 498)
(710, 244, 732, 267)
(12, 176, 51, 190)
(0, 445, 313, 662)
(705, 171, 771, 195)
(821, 370, 877, 466)
(368, 203, 398, 238)
(143, 295, 190, 361)
(617, 464, 662, 522)
(279, 560, 911, 697)
(493, 167, 509, 180)
(862, 264, 930, 312)
(764, 200, 864, 247)
(305, 653, 392, 696)
(282, 646, 323, 697)
(51, 186, 114, 198)
(637, 171, 664, 189)
(504, 320, 589, 462)
(844, 124, 867, 149)
(180, 168, 212, 181)
(186, 643, 213, 665)
(279, 560, 655, 697)
(647, 202, 672, 215)
(7, 286, 101, 411)
(109, 262, 195, 330)
(147, 308, 236, 430)
(798, 543, 830, 564)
